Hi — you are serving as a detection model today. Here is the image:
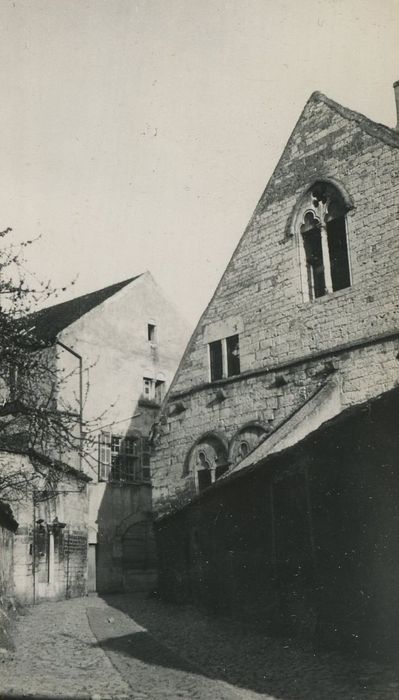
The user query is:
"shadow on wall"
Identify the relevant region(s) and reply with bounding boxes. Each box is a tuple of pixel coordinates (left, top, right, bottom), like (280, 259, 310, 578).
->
(153, 387, 399, 660)
(0, 501, 18, 605)
(93, 401, 159, 595)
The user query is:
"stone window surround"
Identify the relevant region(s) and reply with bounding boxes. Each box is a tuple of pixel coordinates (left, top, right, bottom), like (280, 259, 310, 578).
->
(287, 178, 355, 303)
(297, 182, 352, 301)
(183, 423, 269, 490)
(208, 333, 241, 382)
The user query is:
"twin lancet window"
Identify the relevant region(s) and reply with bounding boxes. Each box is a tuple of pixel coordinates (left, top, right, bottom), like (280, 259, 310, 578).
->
(298, 182, 351, 301)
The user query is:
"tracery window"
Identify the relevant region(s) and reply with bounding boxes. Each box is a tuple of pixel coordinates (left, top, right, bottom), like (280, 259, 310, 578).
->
(297, 182, 351, 301)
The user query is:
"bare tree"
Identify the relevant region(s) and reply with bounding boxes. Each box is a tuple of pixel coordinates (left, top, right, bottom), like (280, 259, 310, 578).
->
(0, 228, 92, 502)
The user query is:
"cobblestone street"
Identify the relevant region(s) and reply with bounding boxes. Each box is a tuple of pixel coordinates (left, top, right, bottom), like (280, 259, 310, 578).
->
(1, 594, 399, 700)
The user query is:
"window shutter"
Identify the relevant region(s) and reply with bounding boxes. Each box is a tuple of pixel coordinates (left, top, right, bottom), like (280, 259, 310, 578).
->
(140, 437, 151, 481)
(98, 432, 111, 481)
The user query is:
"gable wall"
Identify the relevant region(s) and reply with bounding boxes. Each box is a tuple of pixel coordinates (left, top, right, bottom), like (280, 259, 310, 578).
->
(57, 272, 190, 466)
(55, 273, 190, 592)
(151, 97, 399, 513)
(173, 98, 399, 393)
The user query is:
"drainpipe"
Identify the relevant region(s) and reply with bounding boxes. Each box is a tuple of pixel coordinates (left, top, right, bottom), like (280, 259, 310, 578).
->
(56, 341, 83, 470)
(65, 526, 70, 599)
(394, 80, 399, 130)
(32, 490, 36, 605)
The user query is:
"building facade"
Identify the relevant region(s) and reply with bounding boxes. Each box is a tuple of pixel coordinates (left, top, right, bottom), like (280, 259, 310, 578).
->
(151, 86, 399, 516)
(150, 85, 399, 651)
(0, 449, 90, 605)
(29, 271, 191, 593)
(155, 386, 399, 655)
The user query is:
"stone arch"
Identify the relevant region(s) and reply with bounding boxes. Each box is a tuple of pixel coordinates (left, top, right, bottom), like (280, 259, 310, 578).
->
(120, 515, 157, 592)
(229, 422, 268, 465)
(116, 510, 153, 539)
(287, 177, 354, 239)
(184, 431, 229, 492)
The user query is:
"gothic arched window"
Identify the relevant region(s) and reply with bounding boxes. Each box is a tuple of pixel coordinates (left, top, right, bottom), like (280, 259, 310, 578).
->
(297, 182, 351, 301)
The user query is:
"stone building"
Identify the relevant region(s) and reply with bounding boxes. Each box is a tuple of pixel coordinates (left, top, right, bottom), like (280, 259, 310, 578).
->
(155, 386, 399, 655)
(0, 448, 90, 605)
(152, 84, 399, 513)
(150, 84, 399, 650)
(28, 271, 190, 593)
(0, 498, 18, 603)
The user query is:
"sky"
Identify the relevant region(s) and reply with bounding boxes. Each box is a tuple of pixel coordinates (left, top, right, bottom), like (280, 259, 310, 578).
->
(0, 0, 398, 326)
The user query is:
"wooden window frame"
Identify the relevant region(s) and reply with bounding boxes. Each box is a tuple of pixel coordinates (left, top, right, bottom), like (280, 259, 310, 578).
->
(98, 432, 151, 484)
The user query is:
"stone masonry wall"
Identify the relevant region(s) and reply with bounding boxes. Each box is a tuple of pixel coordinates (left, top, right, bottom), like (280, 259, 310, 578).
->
(93, 481, 152, 593)
(151, 93, 399, 513)
(171, 95, 399, 393)
(152, 337, 399, 512)
(8, 455, 89, 604)
(0, 526, 14, 603)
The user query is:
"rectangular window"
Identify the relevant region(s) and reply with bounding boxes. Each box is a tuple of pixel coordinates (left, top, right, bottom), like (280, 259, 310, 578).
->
(226, 334, 240, 376)
(147, 323, 156, 342)
(98, 432, 151, 483)
(140, 437, 151, 481)
(154, 379, 165, 404)
(142, 377, 165, 404)
(143, 377, 155, 400)
(98, 431, 112, 481)
(209, 334, 241, 381)
(303, 229, 326, 299)
(209, 340, 223, 381)
(327, 217, 351, 292)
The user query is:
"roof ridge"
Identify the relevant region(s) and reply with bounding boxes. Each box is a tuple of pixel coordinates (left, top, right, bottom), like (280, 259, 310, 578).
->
(311, 91, 399, 148)
(32, 274, 141, 316)
(27, 273, 143, 342)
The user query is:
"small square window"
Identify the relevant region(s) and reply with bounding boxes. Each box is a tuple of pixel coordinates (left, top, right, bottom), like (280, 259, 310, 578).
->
(143, 377, 155, 400)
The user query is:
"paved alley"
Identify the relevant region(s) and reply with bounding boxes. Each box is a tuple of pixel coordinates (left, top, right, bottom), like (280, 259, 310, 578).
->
(1, 593, 399, 700)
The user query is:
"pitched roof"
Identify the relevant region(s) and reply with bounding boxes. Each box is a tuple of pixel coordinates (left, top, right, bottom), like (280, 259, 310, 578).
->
(0, 442, 92, 483)
(27, 275, 142, 343)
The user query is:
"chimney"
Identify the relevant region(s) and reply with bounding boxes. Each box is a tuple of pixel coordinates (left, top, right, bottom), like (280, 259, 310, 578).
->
(394, 80, 399, 129)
